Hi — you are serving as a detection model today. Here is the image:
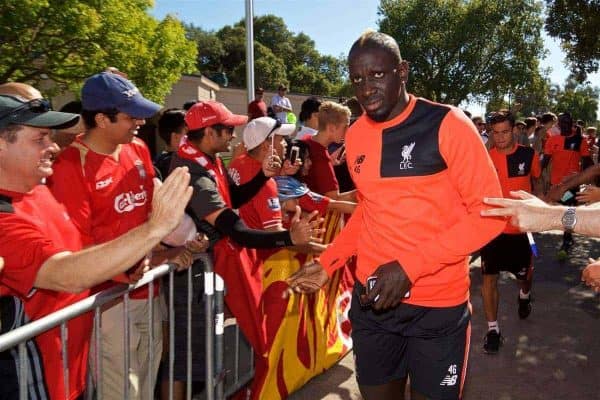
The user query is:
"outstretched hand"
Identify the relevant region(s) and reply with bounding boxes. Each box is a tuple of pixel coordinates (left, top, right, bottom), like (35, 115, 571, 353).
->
(481, 190, 555, 232)
(150, 167, 193, 237)
(362, 261, 411, 311)
(583, 258, 600, 292)
(576, 186, 600, 205)
(286, 261, 329, 295)
(289, 206, 324, 245)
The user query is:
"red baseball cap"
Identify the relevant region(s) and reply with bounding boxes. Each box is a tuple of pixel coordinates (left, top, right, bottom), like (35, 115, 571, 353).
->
(185, 100, 247, 130)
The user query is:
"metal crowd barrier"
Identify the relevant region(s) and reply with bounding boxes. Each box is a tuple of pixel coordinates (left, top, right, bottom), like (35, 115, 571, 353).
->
(0, 254, 255, 400)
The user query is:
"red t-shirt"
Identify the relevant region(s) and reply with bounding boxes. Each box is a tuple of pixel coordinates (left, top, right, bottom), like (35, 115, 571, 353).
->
(301, 137, 339, 195)
(228, 153, 282, 230)
(319, 95, 506, 307)
(0, 186, 92, 400)
(48, 137, 156, 298)
(248, 99, 267, 120)
(544, 133, 590, 184)
(489, 144, 541, 233)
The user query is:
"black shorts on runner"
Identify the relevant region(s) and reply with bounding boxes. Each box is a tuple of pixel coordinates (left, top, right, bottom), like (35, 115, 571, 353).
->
(349, 282, 471, 400)
(480, 233, 532, 280)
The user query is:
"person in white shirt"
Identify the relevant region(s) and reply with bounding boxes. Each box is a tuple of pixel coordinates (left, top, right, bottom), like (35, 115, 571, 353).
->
(270, 84, 293, 123)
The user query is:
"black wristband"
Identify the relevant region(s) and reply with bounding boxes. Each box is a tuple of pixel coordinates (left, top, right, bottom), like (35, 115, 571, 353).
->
(214, 208, 293, 248)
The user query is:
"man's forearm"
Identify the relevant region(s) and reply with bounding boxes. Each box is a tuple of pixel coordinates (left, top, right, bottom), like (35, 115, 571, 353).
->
(535, 205, 600, 237)
(35, 222, 167, 293)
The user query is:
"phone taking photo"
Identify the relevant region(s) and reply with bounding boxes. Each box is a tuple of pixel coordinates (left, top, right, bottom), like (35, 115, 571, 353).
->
(289, 145, 300, 164)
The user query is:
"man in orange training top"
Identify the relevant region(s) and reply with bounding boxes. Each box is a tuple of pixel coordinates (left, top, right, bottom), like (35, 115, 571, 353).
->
(287, 30, 505, 400)
(480, 110, 541, 355)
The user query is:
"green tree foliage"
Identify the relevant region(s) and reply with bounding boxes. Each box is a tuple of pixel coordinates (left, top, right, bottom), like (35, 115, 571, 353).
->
(378, 0, 547, 106)
(549, 78, 599, 123)
(186, 15, 347, 96)
(0, 0, 197, 102)
(545, 0, 600, 81)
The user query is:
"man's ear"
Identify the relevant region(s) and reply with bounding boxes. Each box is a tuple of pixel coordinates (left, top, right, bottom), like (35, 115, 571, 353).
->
(95, 113, 107, 129)
(399, 60, 409, 83)
(0, 137, 6, 152)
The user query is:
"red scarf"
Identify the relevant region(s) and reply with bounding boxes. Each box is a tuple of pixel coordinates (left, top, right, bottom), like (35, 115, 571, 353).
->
(177, 136, 232, 207)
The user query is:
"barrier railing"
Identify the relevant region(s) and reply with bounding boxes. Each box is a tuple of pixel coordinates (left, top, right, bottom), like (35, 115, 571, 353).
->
(0, 255, 254, 400)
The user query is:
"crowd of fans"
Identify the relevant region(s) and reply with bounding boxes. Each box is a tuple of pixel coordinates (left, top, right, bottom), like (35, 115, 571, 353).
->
(1, 29, 599, 400)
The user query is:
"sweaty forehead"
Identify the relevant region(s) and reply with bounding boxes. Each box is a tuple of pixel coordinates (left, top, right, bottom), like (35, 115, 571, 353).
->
(349, 47, 396, 71)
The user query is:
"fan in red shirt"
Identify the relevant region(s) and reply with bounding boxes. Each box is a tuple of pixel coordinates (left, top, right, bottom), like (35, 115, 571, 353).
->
(479, 110, 541, 354)
(301, 101, 356, 201)
(48, 72, 193, 400)
(0, 87, 192, 400)
(247, 87, 268, 121)
(287, 31, 505, 400)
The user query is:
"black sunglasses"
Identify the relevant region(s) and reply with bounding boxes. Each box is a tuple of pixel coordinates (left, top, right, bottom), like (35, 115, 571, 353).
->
(213, 124, 235, 134)
(0, 97, 52, 123)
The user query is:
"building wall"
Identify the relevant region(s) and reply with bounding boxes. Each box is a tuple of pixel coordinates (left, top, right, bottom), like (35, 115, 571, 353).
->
(47, 74, 339, 158)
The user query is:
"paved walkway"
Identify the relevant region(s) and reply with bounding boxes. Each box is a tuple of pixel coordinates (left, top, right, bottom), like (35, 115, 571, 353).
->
(289, 232, 600, 400)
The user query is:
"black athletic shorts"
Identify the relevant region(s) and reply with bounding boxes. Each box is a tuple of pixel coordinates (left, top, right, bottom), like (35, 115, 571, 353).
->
(349, 282, 471, 400)
(480, 233, 532, 280)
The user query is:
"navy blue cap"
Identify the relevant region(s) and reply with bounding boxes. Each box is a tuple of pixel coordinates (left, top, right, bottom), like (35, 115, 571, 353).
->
(81, 72, 161, 118)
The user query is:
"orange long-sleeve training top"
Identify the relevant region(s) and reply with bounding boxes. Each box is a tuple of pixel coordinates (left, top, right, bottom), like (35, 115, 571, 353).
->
(319, 95, 506, 307)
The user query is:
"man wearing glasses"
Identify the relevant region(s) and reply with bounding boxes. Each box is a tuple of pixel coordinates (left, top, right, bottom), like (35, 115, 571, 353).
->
(0, 89, 192, 400)
(169, 101, 321, 360)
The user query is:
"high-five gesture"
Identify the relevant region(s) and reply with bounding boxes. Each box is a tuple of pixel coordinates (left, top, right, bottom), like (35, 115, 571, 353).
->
(288, 206, 324, 245)
(149, 167, 193, 238)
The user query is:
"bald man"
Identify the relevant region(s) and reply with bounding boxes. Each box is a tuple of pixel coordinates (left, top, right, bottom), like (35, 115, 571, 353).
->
(0, 82, 83, 149)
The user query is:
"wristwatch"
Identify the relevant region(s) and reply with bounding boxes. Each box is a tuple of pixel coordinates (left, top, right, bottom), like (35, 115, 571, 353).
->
(561, 207, 577, 233)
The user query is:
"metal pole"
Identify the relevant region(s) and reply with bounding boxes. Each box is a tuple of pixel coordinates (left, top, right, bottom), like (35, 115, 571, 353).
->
(169, 269, 175, 400)
(18, 342, 27, 400)
(147, 280, 154, 400)
(123, 293, 130, 400)
(245, 0, 255, 104)
(94, 307, 103, 400)
(215, 274, 225, 399)
(186, 266, 193, 400)
(60, 322, 70, 399)
(202, 253, 215, 400)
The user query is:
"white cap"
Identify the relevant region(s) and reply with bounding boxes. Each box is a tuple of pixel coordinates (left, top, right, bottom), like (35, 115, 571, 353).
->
(162, 214, 197, 247)
(242, 117, 295, 150)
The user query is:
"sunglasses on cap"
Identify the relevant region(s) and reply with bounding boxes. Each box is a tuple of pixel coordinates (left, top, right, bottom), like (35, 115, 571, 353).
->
(0, 97, 52, 123)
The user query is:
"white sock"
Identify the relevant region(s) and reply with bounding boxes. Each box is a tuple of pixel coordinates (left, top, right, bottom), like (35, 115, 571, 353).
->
(487, 321, 499, 333)
(519, 289, 530, 299)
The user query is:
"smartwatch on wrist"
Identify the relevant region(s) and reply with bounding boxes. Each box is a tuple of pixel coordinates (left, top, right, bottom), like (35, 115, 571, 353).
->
(561, 207, 577, 233)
